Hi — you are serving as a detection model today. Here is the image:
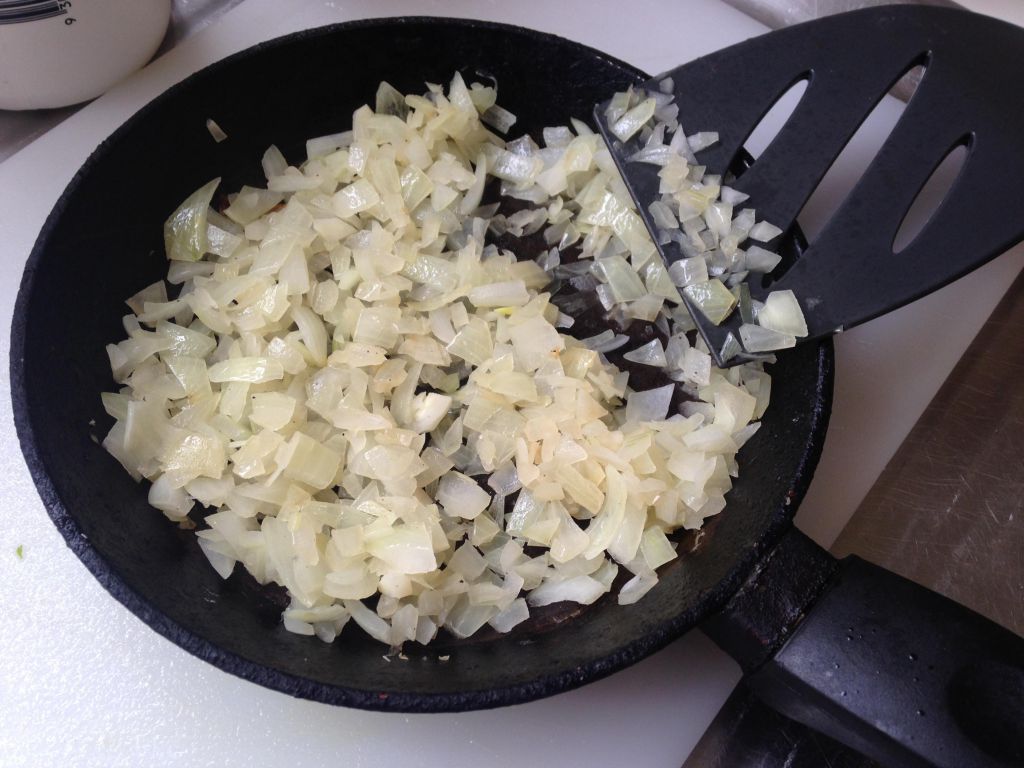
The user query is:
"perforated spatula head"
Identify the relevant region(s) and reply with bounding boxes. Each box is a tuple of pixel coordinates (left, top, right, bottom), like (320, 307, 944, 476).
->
(597, 5, 1024, 366)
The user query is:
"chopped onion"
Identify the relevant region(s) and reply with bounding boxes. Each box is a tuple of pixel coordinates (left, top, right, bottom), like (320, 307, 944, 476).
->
(164, 178, 220, 262)
(683, 278, 737, 325)
(756, 290, 808, 337)
(739, 323, 797, 352)
(101, 76, 777, 652)
(745, 245, 782, 273)
(205, 119, 227, 143)
(748, 221, 783, 242)
(625, 384, 674, 423)
(623, 339, 667, 367)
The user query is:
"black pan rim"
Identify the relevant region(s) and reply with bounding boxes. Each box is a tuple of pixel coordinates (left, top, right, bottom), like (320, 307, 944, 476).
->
(10, 15, 835, 711)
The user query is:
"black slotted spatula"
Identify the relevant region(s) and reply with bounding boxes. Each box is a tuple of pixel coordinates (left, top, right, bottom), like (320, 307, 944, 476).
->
(597, 5, 1024, 366)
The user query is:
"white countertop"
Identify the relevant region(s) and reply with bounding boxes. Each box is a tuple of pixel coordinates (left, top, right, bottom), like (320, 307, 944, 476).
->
(1, 1, 1021, 766)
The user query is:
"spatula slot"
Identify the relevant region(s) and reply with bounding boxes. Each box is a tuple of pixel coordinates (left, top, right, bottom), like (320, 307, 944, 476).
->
(891, 139, 970, 254)
(736, 76, 810, 162)
(792, 61, 929, 245)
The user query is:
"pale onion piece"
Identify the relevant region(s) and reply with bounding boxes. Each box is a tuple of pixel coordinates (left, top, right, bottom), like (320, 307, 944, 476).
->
(168, 261, 215, 286)
(649, 199, 680, 231)
(730, 207, 756, 238)
(198, 536, 236, 579)
(277, 432, 341, 490)
(508, 314, 564, 372)
(330, 343, 387, 368)
(623, 339, 667, 367)
(584, 332, 630, 354)
(486, 147, 544, 185)
(343, 599, 391, 644)
(333, 179, 381, 218)
(282, 615, 316, 636)
(640, 526, 676, 570)
(745, 245, 782, 273)
(437, 472, 490, 519)
(388, 604, 419, 646)
(481, 103, 517, 134)
(527, 574, 607, 606)
(186, 475, 234, 509)
(505, 487, 540, 536)
(230, 430, 283, 479)
(250, 392, 296, 431)
(126, 280, 167, 316)
(148, 473, 194, 520)
(408, 393, 452, 433)
(475, 371, 538, 402)
(374, 79, 409, 118)
(748, 221, 783, 242)
(487, 462, 522, 496)
(207, 357, 284, 384)
(224, 186, 284, 225)
(268, 173, 323, 192)
(582, 465, 627, 558)
(292, 305, 329, 365)
(218, 381, 248, 424)
(617, 573, 658, 605)
(459, 153, 488, 215)
(332, 406, 393, 432)
(365, 523, 437, 574)
(610, 97, 657, 141)
(326, 570, 378, 601)
(704, 201, 733, 240)
(400, 165, 435, 211)
(678, 347, 712, 386)
(683, 279, 736, 325)
(353, 306, 401, 349)
(160, 432, 227, 487)
(306, 130, 352, 160)
(543, 126, 574, 148)
(720, 186, 750, 205)
(284, 603, 348, 625)
(664, 334, 689, 371)
(739, 323, 797, 352)
(467, 280, 530, 308)
(595, 254, 646, 303)
(446, 600, 498, 639)
(446, 317, 493, 366)
(757, 290, 808, 337)
(624, 293, 664, 322)
(488, 598, 529, 632)
(205, 223, 242, 259)
(734, 421, 762, 449)
(156, 319, 215, 358)
(449, 542, 488, 580)
(606, 502, 646, 565)
(548, 503, 590, 563)
(205, 119, 228, 143)
(687, 131, 719, 152)
(163, 178, 220, 262)
(625, 384, 674, 423)
(683, 425, 738, 454)
(101, 391, 129, 421)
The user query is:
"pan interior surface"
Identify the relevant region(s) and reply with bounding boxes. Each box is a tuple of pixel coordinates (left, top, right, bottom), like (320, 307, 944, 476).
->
(11, 18, 832, 710)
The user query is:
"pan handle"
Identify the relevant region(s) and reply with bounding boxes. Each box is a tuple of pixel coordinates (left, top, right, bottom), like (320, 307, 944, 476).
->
(702, 527, 1024, 768)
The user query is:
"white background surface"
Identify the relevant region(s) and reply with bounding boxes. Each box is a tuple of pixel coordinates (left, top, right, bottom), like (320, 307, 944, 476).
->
(1, 1, 1021, 766)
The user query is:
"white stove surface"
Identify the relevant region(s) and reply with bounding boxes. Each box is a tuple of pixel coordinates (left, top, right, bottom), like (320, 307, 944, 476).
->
(1, 1, 1021, 766)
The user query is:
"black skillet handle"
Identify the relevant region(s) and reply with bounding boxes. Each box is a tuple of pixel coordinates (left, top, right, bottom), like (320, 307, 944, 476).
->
(703, 528, 1024, 768)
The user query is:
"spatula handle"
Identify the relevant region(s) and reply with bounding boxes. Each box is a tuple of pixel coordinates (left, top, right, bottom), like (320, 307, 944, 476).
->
(705, 527, 1024, 768)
